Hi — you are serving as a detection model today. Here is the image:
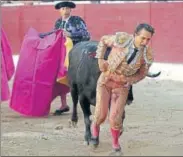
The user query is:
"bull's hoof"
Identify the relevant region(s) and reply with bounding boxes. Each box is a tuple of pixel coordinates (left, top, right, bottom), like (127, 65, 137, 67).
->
(90, 136, 99, 148)
(84, 140, 90, 146)
(71, 116, 78, 124)
(68, 119, 78, 128)
(85, 135, 92, 145)
(84, 138, 91, 146)
(53, 106, 70, 116)
(85, 135, 91, 146)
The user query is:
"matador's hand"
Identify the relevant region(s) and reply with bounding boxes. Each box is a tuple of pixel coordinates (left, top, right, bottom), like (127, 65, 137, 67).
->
(63, 30, 72, 37)
(109, 73, 127, 84)
(98, 59, 108, 72)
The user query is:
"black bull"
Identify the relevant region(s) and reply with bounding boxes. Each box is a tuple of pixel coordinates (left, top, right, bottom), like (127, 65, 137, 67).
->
(67, 41, 161, 145)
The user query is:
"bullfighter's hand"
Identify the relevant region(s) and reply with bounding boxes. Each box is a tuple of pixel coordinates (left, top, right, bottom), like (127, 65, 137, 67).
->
(63, 30, 72, 37)
(123, 82, 131, 88)
(98, 59, 108, 72)
(119, 75, 127, 82)
(110, 73, 127, 84)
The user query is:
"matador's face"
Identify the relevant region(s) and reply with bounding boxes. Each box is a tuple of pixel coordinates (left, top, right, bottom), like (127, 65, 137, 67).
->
(134, 28, 152, 48)
(59, 7, 71, 18)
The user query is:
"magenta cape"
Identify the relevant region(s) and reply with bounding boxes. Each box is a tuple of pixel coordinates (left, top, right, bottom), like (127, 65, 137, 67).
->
(1, 28, 15, 101)
(10, 28, 70, 117)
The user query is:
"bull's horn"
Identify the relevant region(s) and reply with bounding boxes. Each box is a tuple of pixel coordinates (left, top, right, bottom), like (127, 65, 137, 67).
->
(146, 71, 161, 78)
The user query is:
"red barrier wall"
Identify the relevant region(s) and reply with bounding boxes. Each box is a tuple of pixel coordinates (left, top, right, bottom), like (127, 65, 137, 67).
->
(2, 2, 183, 63)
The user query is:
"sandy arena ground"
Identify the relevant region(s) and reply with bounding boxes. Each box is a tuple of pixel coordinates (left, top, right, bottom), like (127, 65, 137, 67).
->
(1, 59, 183, 156)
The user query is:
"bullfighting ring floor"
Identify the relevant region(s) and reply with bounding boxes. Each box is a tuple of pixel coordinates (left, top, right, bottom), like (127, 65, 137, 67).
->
(1, 55, 183, 156)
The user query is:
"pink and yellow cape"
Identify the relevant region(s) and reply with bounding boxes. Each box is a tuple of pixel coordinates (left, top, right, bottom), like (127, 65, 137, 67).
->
(10, 28, 73, 117)
(1, 28, 15, 102)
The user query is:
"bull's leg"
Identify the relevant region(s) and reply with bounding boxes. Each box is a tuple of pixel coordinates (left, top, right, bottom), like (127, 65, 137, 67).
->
(126, 85, 134, 105)
(70, 84, 79, 127)
(120, 110, 125, 136)
(79, 96, 92, 145)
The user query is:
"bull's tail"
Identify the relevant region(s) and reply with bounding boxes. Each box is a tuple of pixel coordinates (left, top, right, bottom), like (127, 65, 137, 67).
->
(70, 83, 79, 123)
